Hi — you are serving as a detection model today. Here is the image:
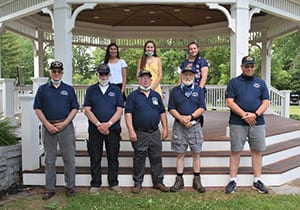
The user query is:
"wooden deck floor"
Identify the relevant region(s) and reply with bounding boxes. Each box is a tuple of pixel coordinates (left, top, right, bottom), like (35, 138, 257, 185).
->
(74, 111, 300, 141)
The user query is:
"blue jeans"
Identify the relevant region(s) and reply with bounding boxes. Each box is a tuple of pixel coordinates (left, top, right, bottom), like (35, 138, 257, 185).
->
(87, 128, 121, 187)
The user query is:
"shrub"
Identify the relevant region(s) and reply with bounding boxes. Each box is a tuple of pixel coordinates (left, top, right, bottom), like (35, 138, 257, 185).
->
(0, 113, 18, 146)
(290, 114, 300, 121)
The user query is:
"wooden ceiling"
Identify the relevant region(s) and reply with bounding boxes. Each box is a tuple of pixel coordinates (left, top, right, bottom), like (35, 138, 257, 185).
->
(74, 4, 228, 27)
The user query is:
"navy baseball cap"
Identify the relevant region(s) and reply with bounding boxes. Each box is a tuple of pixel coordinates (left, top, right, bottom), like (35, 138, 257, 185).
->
(50, 61, 64, 70)
(96, 63, 110, 74)
(241, 56, 255, 65)
(181, 64, 195, 74)
(138, 70, 152, 78)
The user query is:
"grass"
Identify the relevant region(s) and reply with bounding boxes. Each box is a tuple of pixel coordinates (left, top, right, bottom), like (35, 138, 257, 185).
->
(2, 188, 300, 210)
(290, 105, 300, 115)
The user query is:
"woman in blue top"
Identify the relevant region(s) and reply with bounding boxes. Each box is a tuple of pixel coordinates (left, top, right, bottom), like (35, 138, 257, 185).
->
(178, 42, 209, 127)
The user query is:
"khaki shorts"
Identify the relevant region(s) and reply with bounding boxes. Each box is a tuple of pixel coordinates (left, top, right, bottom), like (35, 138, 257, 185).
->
(171, 121, 204, 153)
(230, 124, 266, 152)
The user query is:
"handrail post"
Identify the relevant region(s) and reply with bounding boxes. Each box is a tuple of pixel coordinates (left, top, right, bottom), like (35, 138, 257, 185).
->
(19, 94, 42, 170)
(0, 78, 16, 125)
(280, 90, 291, 118)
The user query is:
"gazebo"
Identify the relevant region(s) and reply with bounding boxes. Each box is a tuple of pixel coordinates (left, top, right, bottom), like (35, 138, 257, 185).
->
(1, 0, 300, 188)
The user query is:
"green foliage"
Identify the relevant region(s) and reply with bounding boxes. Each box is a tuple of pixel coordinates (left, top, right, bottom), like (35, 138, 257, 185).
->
(0, 32, 34, 84)
(0, 112, 18, 146)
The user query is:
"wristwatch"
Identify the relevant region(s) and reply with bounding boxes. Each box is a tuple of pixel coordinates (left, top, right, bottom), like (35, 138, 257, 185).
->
(95, 121, 101, 127)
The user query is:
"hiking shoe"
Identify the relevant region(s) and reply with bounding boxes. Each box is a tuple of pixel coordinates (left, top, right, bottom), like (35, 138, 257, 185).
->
(110, 185, 123, 193)
(170, 176, 184, 192)
(252, 180, 268, 194)
(89, 187, 101, 194)
(153, 183, 169, 192)
(42, 191, 55, 200)
(132, 184, 142, 194)
(193, 176, 206, 193)
(65, 188, 76, 197)
(225, 180, 237, 194)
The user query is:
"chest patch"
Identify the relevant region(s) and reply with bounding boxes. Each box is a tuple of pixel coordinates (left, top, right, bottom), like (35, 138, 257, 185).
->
(60, 90, 68, 96)
(253, 83, 260, 88)
(108, 92, 116, 97)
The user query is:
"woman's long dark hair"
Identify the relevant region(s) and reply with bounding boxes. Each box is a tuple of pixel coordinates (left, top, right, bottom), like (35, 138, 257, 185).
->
(140, 40, 157, 69)
(104, 43, 120, 64)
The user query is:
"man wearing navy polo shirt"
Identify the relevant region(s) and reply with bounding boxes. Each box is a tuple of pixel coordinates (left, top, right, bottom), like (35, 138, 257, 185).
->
(33, 61, 79, 200)
(84, 63, 123, 194)
(168, 66, 206, 193)
(225, 55, 270, 194)
(125, 70, 168, 194)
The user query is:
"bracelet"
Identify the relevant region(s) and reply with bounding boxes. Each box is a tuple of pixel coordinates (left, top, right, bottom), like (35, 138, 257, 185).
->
(95, 121, 101, 127)
(255, 112, 259, 118)
(108, 120, 113, 126)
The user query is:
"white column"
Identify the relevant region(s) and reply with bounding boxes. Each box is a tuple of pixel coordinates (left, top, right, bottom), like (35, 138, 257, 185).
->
(53, 0, 73, 85)
(261, 31, 272, 87)
(19, 94, 42, 170)
(33, 29, 45, 78)
(230, 1, 250, 77)
(0, 78, 16, 125)
(31, 77, 48, 95)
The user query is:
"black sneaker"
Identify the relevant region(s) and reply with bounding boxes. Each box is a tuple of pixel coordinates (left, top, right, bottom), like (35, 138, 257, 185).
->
(66, 188, 76, 197)
(252, 180, 268, 194)
(42, 191, 55, 200)
(225, 180, 237, 194)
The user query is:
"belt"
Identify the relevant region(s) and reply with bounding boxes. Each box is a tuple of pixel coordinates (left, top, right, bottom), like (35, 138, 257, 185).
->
(49, 119, 65, 124)
(135, 127, 158, 133)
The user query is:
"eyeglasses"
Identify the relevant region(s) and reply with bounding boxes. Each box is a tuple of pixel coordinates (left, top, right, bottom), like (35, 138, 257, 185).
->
(51, 70, 63, 74)
(243, 65, 255, 69)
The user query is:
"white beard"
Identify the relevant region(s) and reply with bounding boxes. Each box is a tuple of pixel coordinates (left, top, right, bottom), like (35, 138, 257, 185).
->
(182, 79, 193, 86)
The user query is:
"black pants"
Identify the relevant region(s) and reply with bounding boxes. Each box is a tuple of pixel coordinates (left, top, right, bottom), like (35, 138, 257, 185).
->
(131, 129, 164, 186)
(87, 128, 121, 187)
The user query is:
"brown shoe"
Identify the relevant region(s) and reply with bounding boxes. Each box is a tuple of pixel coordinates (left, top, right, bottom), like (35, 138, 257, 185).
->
(66, 188, 76, 197)
(132, 184, 142, 194)
(42, 191, 55, 200)
(170, 176, 184, 192)
(193, 176, 206, 193)
(153, 183, 169, 192)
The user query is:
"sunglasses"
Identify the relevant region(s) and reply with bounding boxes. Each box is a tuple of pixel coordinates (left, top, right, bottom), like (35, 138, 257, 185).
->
(98, 73, 109, 76)
(51, 70, 63, 74)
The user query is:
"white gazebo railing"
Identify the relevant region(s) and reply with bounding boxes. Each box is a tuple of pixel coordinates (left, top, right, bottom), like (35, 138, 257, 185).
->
(11, 84, 291, 117)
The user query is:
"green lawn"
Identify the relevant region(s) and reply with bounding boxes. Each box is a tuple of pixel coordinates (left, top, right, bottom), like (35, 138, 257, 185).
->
(290, 105, 300, 115)
(2, 189, 300, 210)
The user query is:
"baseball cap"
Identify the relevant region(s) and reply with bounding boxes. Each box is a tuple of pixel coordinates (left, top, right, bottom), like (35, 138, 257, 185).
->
(138, 70, 152, 78)
(50, 61, 64, 70)
(241, 56, 255, 65)
(96, 63, 110, 74)
(181, 64, 195, 74)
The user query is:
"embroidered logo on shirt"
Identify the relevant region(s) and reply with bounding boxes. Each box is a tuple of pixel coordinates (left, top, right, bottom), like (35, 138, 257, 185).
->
(253, 83, 261, 88)
(152, 97, 159, 105)
(108, 92, 116, 97)
(192, 92, 199, 97)
(60, 90, 68, 96)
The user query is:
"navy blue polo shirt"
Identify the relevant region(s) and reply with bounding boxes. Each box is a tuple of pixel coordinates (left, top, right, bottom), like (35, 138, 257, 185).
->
(125, 89, 165, 130)
(225, 74, 269, 125)
(84, 83, 124, 130)
(168, 85, 206, 115)
(180, 57, 208, 86)
(33, 81, 79, 121)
